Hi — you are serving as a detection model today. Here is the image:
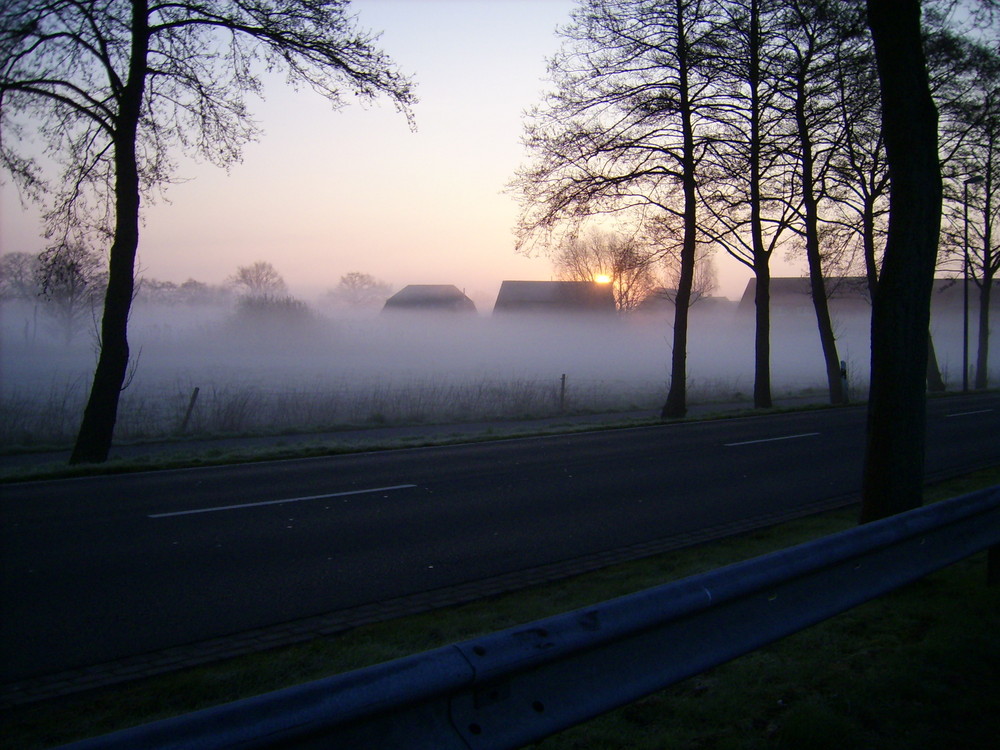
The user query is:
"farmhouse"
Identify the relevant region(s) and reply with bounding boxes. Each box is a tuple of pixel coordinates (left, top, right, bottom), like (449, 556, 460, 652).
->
(381, 285, 477, 314)
(736, 276, 1000, 315)
(492, 280, 616, 315)
(737, 276, 871, 315)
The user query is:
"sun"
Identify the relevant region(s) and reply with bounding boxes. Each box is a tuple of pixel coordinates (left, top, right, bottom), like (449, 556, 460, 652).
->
(594, 274, 612, 284)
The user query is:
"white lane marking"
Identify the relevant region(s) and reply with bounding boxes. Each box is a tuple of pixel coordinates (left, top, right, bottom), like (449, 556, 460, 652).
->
(725, 432, 820, 447)
(148, 484, 418, 518)
(946, 409, 994, 418)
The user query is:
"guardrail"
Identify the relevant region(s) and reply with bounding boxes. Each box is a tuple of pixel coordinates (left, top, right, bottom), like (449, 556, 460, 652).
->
(61, 485, 1000, 750)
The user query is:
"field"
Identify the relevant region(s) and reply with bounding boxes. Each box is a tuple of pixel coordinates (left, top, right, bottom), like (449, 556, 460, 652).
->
(0, 296, 984, 449)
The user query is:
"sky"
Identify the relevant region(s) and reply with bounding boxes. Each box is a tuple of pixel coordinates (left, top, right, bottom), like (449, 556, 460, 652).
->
(0, 0, 774, 309)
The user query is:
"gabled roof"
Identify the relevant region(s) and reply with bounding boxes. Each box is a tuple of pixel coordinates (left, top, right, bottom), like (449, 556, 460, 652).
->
(737, 277, 872, 311)
(492, 280, 616, 314)
(737, 276, 1000, 312)
(382, 284, 476, 313)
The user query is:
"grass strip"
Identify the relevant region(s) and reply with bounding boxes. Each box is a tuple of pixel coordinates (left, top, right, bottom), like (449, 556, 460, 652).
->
(0, 401, 844, 484)
(2, 467, 998, 749)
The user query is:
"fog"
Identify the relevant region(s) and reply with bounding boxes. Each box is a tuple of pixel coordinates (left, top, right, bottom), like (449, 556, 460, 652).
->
(0, 295, 992, 447)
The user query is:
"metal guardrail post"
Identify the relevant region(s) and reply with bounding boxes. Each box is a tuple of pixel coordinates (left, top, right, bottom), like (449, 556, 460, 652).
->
(58, 485, 1000, 750)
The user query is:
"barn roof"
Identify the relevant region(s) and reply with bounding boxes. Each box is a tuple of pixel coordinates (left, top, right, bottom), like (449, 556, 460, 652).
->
(492, 280, 616, 314)
(737, 277, 871, 311)
(382, 284, 477, 313)
(736, 276, 1000, 313)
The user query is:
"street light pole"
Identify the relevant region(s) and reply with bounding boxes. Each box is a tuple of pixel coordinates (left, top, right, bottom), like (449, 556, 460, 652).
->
(963, 175, 984, 393)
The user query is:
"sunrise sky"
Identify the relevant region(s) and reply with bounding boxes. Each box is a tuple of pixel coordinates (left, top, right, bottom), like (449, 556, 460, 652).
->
(0, 0, 775, 309)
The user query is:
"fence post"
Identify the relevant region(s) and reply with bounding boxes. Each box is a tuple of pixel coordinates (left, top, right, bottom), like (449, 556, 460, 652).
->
(560, 374, 567, 413)
(179, 387, 200, 434)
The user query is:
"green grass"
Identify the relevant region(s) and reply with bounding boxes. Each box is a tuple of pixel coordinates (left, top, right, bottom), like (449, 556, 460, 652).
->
(2, 468, 998, 749)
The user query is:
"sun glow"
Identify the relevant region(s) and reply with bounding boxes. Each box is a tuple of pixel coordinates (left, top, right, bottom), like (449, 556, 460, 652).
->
(594, 274, 612, 284)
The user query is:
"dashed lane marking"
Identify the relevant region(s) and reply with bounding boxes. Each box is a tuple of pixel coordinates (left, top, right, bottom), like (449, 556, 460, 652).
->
(725, 433, 820, 447)
(148, 484, 418, 518)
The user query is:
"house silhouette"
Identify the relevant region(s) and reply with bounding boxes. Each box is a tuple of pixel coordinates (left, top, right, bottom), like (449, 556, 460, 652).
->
(382, 285, 477, 313)
(736, 276, 999, 315)
(492, 280, 616, 315)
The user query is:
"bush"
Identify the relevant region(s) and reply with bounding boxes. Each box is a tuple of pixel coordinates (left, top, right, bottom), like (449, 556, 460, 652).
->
(226, 294, 326, 344)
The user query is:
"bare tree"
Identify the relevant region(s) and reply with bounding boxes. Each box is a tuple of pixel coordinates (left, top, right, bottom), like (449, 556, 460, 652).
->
(660, 245, 718, 304)
(937, 39, 999, 390)
(699, 0, 798, 410)
(968, 92, 999, 390)
(643, 215, 717, 304)
(34, 242, 106, 345)
(229, 261, 287, 299)
(514, 0, 724, 417)
(828, 29, 889, 297)
(827, 4, 988, 394)
(0, 251, 40, 302)
(553, 230, 660, 312)
(773, 0, 868, 405)
(330, 271, 393, 309)
(860, 0, 944, 523)
(1, 0, 415, 463)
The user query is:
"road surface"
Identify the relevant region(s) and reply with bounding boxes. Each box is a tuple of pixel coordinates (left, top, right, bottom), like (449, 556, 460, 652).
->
(2, 393, 998, 686)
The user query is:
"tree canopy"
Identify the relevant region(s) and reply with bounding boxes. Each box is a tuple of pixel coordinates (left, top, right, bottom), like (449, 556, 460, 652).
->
(1, 0, 415, 239)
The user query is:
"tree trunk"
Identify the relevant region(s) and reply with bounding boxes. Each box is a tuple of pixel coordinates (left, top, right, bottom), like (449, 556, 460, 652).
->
(795, 73, 845, 405)
(860, 0, 942, 523)
(663, 1, 697, 419)
(749, 0, 771, 410)
(975, 271, 993, 389)
(862, 200, 879, 297)
(70, 1, 149, 464)
(664, 284, 691, 418)
(926, 331, 946, 392)
(753, 261, 773, 409)
(808, 266, 845, 404)
(974, 177, 994, 390)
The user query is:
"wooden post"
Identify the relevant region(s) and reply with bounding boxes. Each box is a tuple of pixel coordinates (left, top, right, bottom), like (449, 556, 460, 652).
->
(180, 386, 200, 434)
(560, 374, 567, 413)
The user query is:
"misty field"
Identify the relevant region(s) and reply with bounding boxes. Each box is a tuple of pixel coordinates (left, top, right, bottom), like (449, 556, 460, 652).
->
(0, 298, 985, 449)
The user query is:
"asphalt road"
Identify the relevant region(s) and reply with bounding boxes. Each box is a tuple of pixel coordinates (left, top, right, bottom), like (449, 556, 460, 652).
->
(2, 393, 998, 685)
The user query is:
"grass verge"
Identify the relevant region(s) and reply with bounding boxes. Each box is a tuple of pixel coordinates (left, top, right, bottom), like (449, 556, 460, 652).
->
(0, 400, 844, 484)
(2, 467, 998, 749)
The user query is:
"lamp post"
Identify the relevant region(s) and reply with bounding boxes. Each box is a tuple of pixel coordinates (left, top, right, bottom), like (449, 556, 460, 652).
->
(963, 175, 984, 393)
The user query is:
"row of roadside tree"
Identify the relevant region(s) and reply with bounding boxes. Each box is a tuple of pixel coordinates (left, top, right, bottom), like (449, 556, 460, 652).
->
(512, 0, 998, 416)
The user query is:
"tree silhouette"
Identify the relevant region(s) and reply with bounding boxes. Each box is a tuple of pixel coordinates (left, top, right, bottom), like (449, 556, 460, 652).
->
(553, 230, 660, 312)
(35, 243, 106, 345)
(331, 271, 393, 308)
(1, 0, 415, 463)
(697, 0, 798, 410)
(0, 251, 40, 302)
(229, 261, 287, 299)
(515, 0, 724, 417)
(860, 0, 943, 522)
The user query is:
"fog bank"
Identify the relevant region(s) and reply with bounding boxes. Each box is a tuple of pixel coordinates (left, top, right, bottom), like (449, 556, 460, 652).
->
(1, 298, 993, 446)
